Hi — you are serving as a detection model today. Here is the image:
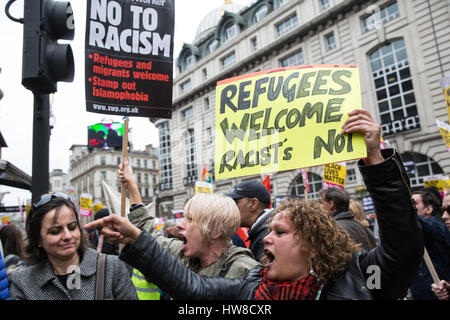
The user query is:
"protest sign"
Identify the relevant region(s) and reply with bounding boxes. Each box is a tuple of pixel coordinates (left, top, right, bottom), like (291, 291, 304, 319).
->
(80, 193, 93, 217)
(362, 195, 375, 214)
(214, 65, 366, 180)
(424, 175, 449, 198)
(436, 119, 450, 154)
(92, 200, 104, 215)
(322, 162, 347, 189)
(195, 181, 213, 194)
(85, 0, 174, 118)
(0, 216, 11, 226)
(440, 73, 450, 122)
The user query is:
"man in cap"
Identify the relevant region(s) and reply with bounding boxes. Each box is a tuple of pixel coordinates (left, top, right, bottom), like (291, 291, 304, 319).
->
(225, 180, 272, 263)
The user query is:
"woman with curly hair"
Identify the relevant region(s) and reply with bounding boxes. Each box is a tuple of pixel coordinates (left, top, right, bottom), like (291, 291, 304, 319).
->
(85, 109, 423, 300)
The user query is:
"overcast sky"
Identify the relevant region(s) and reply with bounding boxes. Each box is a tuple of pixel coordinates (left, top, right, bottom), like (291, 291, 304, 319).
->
(0, 0, 253, 206)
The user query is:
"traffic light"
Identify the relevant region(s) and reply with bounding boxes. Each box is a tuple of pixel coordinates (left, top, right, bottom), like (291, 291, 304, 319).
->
(22, 0, 75, 94)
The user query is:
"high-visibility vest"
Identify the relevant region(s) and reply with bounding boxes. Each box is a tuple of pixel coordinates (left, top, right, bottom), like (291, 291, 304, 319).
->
(131, 269, 160, 300)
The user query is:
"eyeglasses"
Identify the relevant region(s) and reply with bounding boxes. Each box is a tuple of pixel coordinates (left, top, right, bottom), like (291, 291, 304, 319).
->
(442, 205, 450, 214)
(33, 192, 70, 209)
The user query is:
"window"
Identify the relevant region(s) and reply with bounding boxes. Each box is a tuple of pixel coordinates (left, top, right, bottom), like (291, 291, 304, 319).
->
(185, 54, 195, 69)
(281, 50, 304, 67)
(185, 129, 197, 180)
(224, 23, 239, 42)
(362, 1, 400, 33)
(145, 188, 149, 198)
(276, 15, 298, 36)
(144, 159, 148, 168)
(401, 152, 444, 189)
(202, 68, 208, 80)
(254, 5, 268, 23)
(347, 169, 357, 183)
(251, 37, 258, 51)
(320, 0, 330, 10)
(204, 97, 210, 110)
(117, 157, 121, 165)
(206, 127, 212, 145)
(369, 39, 419, 136)
(152, 160, 156, 169)
(158, 121, 172, 190)
(182, 107, 193, 120)
(207, 40, 219, 54)
(144, 173, 149, 183)
(153, 174, 157, 185)
(137, 159, 141, 168)
(137, 173, 141, 183)
(290, 172, 323, 200)
(325, 33, 336, 51)
(180, 79, 192, 94)
(279, 0, 290, 6)
(101, 171, 107, 180)
(221, 52, 236, 69)
(100, 156, 106, 165)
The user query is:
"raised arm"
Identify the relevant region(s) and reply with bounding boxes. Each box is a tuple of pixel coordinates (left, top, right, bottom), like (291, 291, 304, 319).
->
(343, 109, 424, 299)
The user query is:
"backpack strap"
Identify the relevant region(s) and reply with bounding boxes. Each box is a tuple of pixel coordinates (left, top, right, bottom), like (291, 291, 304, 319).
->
(95, 253, 107, 300)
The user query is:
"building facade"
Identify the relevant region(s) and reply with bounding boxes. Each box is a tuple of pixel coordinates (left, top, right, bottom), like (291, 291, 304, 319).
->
(156, 0, 450, 211)
(69, 144, 159, 207)
(50, 169, 69, 193)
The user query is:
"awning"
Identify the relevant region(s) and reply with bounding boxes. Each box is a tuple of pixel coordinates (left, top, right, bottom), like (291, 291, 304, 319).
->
(0, 159, 32, 190)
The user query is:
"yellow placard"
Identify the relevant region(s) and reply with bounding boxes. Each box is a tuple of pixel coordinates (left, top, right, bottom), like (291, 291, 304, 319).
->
(436, 119, 450, 153)
(0, 216, 11, 225)
(80, 193, 93, 217)
(215, 65, 366, 180)
(440, 74, 450, 123)
(195, 181, 213, 194)
(424, 176, 446, 192)
(92, 201, 104, 215)
(323, 162, 347, 188)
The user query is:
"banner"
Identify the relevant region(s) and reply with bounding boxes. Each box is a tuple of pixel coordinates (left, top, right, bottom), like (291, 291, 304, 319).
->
(440, 73, 450, 122)
(436, 119, 450, 154)
(215, 65, 366, 180)
(201, 165, 212, 183)
(80, 193, 93, 217)
(322, 162, 346, 189)
(195, 181, 213, 194)
(85, 0, 174, 118)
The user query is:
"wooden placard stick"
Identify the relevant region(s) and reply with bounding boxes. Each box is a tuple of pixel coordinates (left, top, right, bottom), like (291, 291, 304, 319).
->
(423, 247, 440, 284)
(119, 117, 129, 251)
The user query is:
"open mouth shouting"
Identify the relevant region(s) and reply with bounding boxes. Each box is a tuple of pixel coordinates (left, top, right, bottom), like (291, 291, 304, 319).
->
(264, 248, 275, 268)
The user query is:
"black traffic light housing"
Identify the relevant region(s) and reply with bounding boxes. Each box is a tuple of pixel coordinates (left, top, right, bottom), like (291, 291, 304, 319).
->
(22, 0, 74, 94)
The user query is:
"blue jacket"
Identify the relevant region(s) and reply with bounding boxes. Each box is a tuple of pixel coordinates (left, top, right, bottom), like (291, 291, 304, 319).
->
(410, 216, 450, 300)
(0, 255, 10, 300)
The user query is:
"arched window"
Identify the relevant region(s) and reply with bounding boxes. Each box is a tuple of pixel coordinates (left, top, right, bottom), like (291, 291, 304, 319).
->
(223, 21, 239, 43)
(369, 39, 419, 136)
(206, 39, 219, 55)
(401, 152, 444, 189)
(290, 172, 323, 199)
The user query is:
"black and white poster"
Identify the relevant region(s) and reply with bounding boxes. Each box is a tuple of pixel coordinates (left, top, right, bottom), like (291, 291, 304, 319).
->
(85, 0, 174, 118)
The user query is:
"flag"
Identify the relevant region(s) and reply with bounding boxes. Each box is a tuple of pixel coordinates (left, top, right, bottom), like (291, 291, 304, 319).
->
(201, 165, 212, 183)
(301, 168, 310, 193)
(262, 175, 272, 208)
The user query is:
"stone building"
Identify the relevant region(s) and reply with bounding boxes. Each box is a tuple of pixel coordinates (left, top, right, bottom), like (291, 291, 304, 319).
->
(69, 144, 159, 207)
(155, 0, 450, 211)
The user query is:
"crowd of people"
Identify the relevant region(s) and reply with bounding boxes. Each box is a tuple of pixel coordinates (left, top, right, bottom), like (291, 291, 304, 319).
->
(0, 109, 449, 300)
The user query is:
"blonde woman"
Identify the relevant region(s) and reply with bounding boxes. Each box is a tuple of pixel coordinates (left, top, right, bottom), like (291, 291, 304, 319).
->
(349, 199, 370, 227)
(118, 160, 260, 279)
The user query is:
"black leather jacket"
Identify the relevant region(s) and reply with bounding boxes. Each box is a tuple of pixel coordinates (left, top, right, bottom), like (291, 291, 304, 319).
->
(120, 149, 423, 300)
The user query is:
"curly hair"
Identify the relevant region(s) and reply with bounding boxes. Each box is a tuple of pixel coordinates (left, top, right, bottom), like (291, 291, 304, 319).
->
(270, 197, 361, 284)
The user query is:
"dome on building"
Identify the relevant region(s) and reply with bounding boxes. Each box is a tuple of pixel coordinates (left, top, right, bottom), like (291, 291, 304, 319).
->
(193, 1, 244, 44)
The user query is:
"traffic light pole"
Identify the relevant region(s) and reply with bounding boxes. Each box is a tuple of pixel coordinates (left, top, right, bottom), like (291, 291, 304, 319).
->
(31, 93, 50, 203)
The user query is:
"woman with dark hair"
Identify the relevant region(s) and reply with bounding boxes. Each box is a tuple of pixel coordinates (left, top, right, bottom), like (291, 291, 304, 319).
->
(0, 224, 26, 267)
(85, 109, 424, 300)
(9, 193, 137, 300)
